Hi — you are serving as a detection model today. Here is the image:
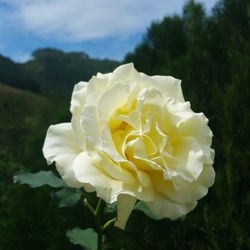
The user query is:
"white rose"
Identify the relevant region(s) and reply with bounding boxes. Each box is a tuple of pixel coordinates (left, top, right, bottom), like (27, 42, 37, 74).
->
(43, 63, 215, 229)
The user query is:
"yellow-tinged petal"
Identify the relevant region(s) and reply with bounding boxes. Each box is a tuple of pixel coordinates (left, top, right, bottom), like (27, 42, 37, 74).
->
(145, 193, 197, 220)
(166, 165, 215, 203)
(151, 75, 184, 102)
(100, 123, 125, 162)
(173, 137, 204, 181)
(150, 165, 215, 203)
(93, 153, 135, 184)
(115, 194, 137, 229)
(140, 73, 184, 102)
(73, 152, 123, 203)
(137, 170, 151, 188)
(178, 113, 212, 143)
(87, 75, 110, 96)
(110, 63, 140, 84)
(98, 83, 131, 122)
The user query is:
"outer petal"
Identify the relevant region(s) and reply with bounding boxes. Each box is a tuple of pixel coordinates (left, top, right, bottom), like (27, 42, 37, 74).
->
(173, 137, 204, 182)
(70, 81, 88, 148)
(98, 82, 132, 122)
(140, 73, 184, 102)
(81, 104, 101, 149)
(110, 63, 140, 84)
(42, 123, 82, 187)
(145, 193, 197, 220)
(73, 152, 124, 203)
(70, 81, 88, 114)
(151, 75, 184, 102)
(87, 74, 110, 98)
(115, 194, 137, 229)
(166, 165, 215, 203)
(177, 113, 214, 165)
(151, 165, 215, 204)
(73, 152, 154, 203)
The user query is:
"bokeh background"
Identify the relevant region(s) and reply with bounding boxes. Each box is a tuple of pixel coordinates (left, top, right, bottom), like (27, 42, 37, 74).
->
(0, 0, 249, 249)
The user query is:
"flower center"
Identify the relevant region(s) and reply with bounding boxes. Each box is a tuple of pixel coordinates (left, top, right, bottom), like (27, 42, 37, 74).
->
(109, 104, 176, 180)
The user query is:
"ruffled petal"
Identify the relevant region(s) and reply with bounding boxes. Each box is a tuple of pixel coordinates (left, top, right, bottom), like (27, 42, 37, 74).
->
(140, 73, 184, 102)
(151, 165, 215, 203)
(152, 76, 184, 102)
(73, 152, 123, 203)
(42, 123, 82, 187)
(70, 81, 88, 114)
(98, 82, 133, 122)
(87, 74, 111, 96)
(177, 113, 214, 164)
(145, 193, 197, 220)
(81, 104, 101, 149)
(173, 137, 204, 182)
(100, 123, 125, 162)
(166, 165, 215, 203)
(70, 81, 88, 148)
(110, 63, 140, 84)
(178, 114, 211, 139)
(94, 153, 135, 184)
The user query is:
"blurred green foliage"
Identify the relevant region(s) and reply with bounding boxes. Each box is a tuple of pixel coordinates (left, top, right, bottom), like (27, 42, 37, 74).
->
(0, 0, 249, 249)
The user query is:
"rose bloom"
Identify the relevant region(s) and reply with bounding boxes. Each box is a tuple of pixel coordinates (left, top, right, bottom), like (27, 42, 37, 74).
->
(43, 64, 215, 229)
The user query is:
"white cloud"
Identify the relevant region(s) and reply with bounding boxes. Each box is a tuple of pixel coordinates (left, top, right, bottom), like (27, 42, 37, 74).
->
(11, 51, 31, 63)
(0, 0, 217, 42)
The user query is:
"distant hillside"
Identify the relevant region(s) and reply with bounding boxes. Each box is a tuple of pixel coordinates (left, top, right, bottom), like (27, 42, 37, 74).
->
(0, 49, 119, 96)
(0, 83, 50, 155)
(0, 55, 40, 93)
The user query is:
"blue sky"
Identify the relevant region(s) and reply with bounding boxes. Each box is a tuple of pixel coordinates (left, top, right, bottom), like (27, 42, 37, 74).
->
(0, 0, 217, 62)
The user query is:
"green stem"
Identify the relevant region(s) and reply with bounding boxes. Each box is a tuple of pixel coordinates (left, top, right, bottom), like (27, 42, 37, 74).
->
(84, 198, 116, 250)
(95, 198, 105, 217)
(103, 218, 116, 230)
(83, 198, 96, 217)
(95, 198, 105, 250)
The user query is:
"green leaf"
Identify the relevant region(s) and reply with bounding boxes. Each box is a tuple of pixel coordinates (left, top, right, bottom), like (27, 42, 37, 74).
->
(67, 227, 97, 250)
(53, 188, 82, 207)
(134, 201, 162, 220)
(13, 170, 65, 188)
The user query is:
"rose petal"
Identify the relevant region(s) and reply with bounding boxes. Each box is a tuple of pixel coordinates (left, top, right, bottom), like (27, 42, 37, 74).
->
(81, 104, 101, 149)
(98, 82, 132, 122)
(70, 81, 88, 114)
(42, 123, 82, 187)
(70, 82, 88, 148)
(110, 63, 140, 84)
(151, 165, 215, 203)
(177, 113, 214, 164)
(178, 113, 212, 143)
(152, 75, 184, 102)
(100, 123, 125, 162)
(145, 193, 197, 220)
(93, 153, 135, 184)
(87, 74, 111, 96)
(166, 165, 215, 203)
(115, 194, 137, 229)
(140, 73, 184, 102)
(173, 137, 204, 181)
(73, 152, 123, 203)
